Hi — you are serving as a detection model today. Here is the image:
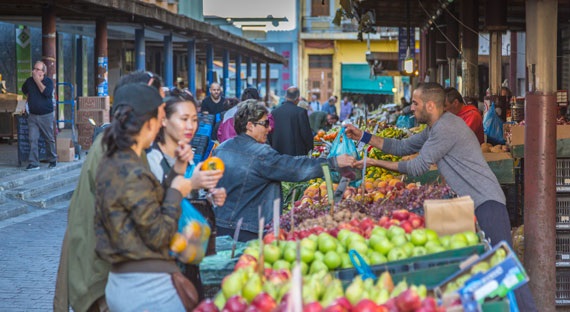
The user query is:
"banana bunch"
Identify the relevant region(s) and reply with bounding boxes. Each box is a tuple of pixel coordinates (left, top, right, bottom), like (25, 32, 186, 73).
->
(364, 148, 400, 180)
(378, 127, 406, 139)
(308, 178, 324, 185)
(409, 124, 427, 134)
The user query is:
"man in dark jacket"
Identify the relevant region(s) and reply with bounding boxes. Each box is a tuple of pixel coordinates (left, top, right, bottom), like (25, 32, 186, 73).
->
(22, 61, 57, 170)
(200, 82, 225, 140)
(269, 86, 313, 156)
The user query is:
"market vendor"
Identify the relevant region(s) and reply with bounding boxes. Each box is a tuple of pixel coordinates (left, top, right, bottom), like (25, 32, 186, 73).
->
(213, 101, 355, 242)
(344, 82, 537, 312)
(443, 87, 484, 144)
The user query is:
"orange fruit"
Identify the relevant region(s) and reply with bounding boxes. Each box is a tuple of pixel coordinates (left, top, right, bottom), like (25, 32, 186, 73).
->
(183, 221, 202, 239)
(170, 233, 187, 253)
(180, 245, 197, 263)
(201, 156, 225, 172)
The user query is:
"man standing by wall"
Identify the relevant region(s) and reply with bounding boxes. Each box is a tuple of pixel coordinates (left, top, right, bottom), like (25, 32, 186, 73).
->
(270, 86, 313, 156)
(200, 82, 225, 140)
(22, 60, 57, 170)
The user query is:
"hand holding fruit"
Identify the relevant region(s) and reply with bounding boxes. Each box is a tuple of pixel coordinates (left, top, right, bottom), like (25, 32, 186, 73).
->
(209, 187, 227, 206)
(191, 164, 223, 190)
(343, 124, 363, 141)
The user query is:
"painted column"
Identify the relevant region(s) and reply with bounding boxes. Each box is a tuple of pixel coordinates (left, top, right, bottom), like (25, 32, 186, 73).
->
(163, 33, 173, 88)
(42, 5, 56, 81)
(427, 30, 437, 82)
(95, 17, 108, 96)
(75, 35, 83, 97)
(206, 44, 214, 96)
(246, 56, 253, 88)
(509, 31, 517, 96)
(524, 0, 558, 311)
(135, 28, 145, 71)
(265, 63, 271, 104)
(235, 54, 242, 99)
(16, 25, 32, 95)
(445, 5, 459, 88)
(187, 39, 196, 96)
(460, 0, 479, 104)
(222, 50, 229, 97)
(256, 61, 262, 90)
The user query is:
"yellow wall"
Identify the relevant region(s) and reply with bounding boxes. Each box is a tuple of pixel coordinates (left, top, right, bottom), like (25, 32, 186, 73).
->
(336, 40, 398, 63)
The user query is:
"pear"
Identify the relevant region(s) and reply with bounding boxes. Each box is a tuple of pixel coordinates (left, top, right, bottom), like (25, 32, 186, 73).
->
(376, 271, 394, 293)
(345, 276, 364, 305)
(242, 273, 263, 303)
(221, 271, 246, 299)
(213, 292, 226, 310)
(390, 279, 408, 298)
(320, 279, 344, 307)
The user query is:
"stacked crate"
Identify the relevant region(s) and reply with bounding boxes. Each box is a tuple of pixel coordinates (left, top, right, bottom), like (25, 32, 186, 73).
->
(557, 159, 570, 306)
(76, 96, 110, 150)
(191, 113, 215, 164)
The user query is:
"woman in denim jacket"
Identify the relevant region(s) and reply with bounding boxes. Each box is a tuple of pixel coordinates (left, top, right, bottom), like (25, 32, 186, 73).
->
(213, 101, 354, 241)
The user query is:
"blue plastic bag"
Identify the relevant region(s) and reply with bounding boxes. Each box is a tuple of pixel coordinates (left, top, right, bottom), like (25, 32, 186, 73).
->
(483, 102, 505, 145)
(396, 114, 416, 129)
(169, 164, 211, 264)
(327, 128, 362, 182)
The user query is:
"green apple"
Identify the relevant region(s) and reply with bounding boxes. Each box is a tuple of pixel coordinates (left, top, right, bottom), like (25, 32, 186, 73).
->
(470, 261, 490, 274)
(426, 244, 446, 254)
(349, 240, 369, 255)
(300, 261, 309, 275)
(425, 229, 439, 241)
(410, 229, 428, 246)
(387, 246, 408, 261)
(318, 232, 334, 244)
(248, 240, 260, 248)
(243, 247, 259, 258)
(425, 240, 442, 251)
(451, 233, 468, 244)
(314, 250, 324, 262)
(222, 271, 245, 299)
(263, 244, 282, 264)
(309, 259, 329, 274)
(412, 246, 428, 257)
(463, 231, 480, 246)
(440, 235, 451, 248)
(401, 242, 414, 257)
(242, 273, 262, 302)
(323, 250, 342, 269)
(301, 237, 317, 251)
(449, 240, 468, 250)
(308, 234, 319, 242)
(391, 234, 408, 247)
(370, 236, 394, 256)
(337, 229, 353, 245)
(345, 233, 366, 248)
(387, 226, 406, 239)
(214, 292, 226, 310)
(371, 226, 388, 237)
(273, 259, 291, 270)
(319, 237, 338, 253)
(336, 243, 346, 254)
(341, 253, 353, 268)
(368, 251, 388, 265)
(300, 247, 315, 264)
(283, 247, 296, 263)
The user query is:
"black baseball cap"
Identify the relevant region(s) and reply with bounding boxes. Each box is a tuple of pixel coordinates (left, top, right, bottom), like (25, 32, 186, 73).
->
(112, 83, 164, 115)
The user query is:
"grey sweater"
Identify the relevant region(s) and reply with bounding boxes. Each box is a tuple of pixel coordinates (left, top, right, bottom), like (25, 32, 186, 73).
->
(383, 112, 505, 207)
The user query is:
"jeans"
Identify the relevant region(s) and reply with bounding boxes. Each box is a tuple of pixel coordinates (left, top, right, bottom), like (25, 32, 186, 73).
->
(28, 113, 57, 165)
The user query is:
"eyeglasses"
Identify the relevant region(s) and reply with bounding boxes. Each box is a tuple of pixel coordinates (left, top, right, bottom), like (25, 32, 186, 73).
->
(252, 120, 270, 128)
(33, 68, 43, 71)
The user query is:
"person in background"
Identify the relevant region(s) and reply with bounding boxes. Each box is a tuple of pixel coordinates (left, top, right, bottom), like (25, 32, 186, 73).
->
(270, 87, 314, 156)
(345, 82, 537, 312)
(308, 94, 321, 114)
(339, 96, 353, 122)
(54, 71, 164, 312)
(213, 101, 355, 241)
(321, 96, 338, 115)
(297, 100, 311, 115)
(22, 60, 57, 170)
(309, 111, 338, 135)
(444, 87, 484, 144)
(146, 89, 226, 300)
(200, 82, 225, 140)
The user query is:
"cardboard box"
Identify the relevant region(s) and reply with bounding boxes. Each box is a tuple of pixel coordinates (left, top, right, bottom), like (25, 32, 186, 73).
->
(0, 93, 23, 113)
(78, 96, 110, 111)
(57, 138, 75, 162)
(77, 110, 110, 125)
(505, 124, 570, 146)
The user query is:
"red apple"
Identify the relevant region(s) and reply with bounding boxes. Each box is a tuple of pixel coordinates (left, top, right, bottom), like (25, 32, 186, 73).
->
(245, 305, 261, 312)
(194, 299, 220, 312)
(395, 289, 422, 312)
(251, 292, 277, 312)
(303, 301, 323, 312)
(378, 216, 390, 227)
(223, 295, 248, 312)
(409, 215, 424, 229)
(354, 299, 382, 312)
(330, 297, 352, 311)
(349, 219, 360, 227)
(235, 254, 258, 271)
(391, 209, 410, 221)
(400, 221, 414, 234)
(381, 298, 399, 312)
(328, 227, 340, 238)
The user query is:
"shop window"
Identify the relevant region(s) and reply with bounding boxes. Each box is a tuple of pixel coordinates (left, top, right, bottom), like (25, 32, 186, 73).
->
(309, 55, 333, 69)
(311, 0, 330, 17)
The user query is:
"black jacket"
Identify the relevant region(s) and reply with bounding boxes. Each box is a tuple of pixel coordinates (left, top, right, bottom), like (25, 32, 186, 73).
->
(269, 101, 313, 156)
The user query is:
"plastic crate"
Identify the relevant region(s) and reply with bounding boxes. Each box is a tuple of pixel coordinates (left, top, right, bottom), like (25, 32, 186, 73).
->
(557, 159, 570, 191)
(557, 231, 570, 266)
(558, 195, 570, 230)
(557, 269, 570, 305)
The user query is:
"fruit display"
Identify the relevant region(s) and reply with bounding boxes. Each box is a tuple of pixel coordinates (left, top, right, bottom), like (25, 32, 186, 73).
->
(378, 127, 406, 139)
(480, 142, 509, 153)
(246, 227, 480, 273)
(197, 265, 444, 312)
(314, 128, 339, 142)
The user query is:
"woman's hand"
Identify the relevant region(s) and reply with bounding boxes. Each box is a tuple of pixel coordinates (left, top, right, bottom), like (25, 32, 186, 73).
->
(173, 141, 194, 175)
(343, 124, 363, 141)
(190, 162, 224, 190)
(171, 176, 193, 197)
(209, 187, 227, 206)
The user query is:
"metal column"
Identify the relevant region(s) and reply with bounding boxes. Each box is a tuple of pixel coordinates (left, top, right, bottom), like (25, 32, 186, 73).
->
(206, 44, 214, 96)
(256, 61, 262, 90)
(163, 34, 173, 88)
(235, 54, 242, 99)
(265, 63, 270, 104)
(246, 56, 253, 87)
(524, 0, 558, 311)
(187, 39, 196, 96)
(76, 35, 83, 97)
(95, 17, 108, 96)
(42, 5, 56, 81)
(222, 50, 229, 97)
(135, 28, 145, 71)
(445, 5, 459, 88)
(489, 32, 502, 95)
(460, 0, 479, 103)
(509, 32, 517, 96)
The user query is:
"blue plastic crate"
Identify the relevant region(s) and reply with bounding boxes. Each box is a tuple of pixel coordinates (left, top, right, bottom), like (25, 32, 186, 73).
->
(196, 123, 213, 137)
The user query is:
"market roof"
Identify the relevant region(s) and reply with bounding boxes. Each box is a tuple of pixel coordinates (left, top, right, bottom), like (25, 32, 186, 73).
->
(0, 0, 286, 64)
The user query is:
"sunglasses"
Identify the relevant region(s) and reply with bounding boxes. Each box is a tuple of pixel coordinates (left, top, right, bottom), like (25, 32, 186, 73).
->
(253, 119, 270, 128)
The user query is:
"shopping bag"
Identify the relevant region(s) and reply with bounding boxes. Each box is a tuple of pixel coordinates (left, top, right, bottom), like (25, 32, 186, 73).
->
(169, 164, 211, 264)
(396, 114, 416, 129)
(483, 102, 505, 145)
(327, 127, 361, 182)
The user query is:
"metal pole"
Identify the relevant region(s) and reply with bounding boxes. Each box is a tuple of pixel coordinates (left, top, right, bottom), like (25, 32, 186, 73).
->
(187, 39, 196, 96)
(235, 54, 242, 99)
(135, 28, 145, 71)
(246, 56, 253, 87)
(206, 44, 214, 96)
(256, 61, 262, 90)
(222, 50, 229, 97)
(265, 63, 271, 105)
(42, 5, 56, 81)
(95, 17, 108, 96)
(163, 34, 173, 88)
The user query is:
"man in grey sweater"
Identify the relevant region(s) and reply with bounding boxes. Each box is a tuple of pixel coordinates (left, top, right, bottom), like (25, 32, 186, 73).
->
(345, 82, 537, 311)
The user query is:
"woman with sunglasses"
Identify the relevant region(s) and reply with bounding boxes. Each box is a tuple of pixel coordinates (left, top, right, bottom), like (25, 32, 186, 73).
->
(213, 100, 355, 241)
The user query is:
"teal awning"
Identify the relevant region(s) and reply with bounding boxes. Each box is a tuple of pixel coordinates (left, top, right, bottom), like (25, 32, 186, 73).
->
(341, 64, 394, 95)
